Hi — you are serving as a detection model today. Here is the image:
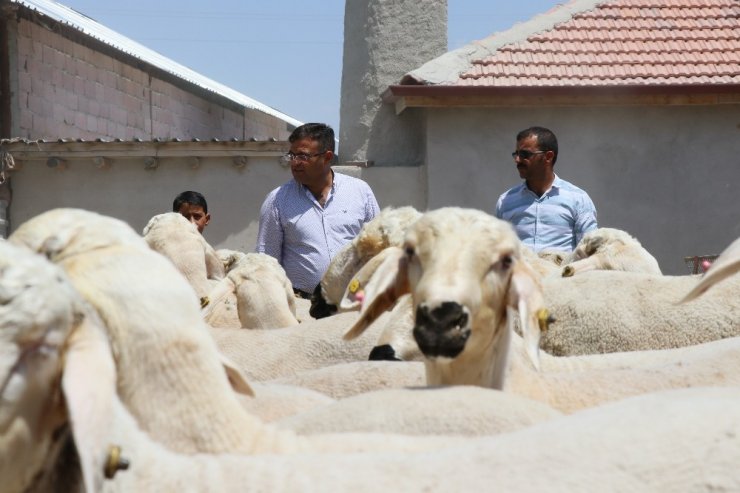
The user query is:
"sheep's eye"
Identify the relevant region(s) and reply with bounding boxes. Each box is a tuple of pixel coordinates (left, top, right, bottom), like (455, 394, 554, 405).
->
(404, 245, 415, 257)
(495, 254, 513, 271)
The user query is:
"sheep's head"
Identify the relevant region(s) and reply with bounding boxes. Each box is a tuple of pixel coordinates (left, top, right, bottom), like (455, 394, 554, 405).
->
(310, 206, 421, 319)
(342, 208, 547, 374)
(0, 242, 83, 492)
(0, 241, 132, 493)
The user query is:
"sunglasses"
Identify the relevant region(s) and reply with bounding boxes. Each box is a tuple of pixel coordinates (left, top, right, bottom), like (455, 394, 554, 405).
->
(511, 150, 546, 160)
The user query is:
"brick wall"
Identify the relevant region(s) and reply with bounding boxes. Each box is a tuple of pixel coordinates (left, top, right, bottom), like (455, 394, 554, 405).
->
(12, 18, 290, 140)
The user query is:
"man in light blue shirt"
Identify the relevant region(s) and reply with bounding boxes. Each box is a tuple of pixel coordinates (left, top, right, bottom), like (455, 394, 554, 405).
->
(495, 126, 597, 253)
(256, 123, 380, 296)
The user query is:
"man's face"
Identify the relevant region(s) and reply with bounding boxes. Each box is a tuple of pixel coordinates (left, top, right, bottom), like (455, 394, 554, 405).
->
(177, 203, 210, 233)
(513, 135, 550, 182)
(288, 138, 332, 186)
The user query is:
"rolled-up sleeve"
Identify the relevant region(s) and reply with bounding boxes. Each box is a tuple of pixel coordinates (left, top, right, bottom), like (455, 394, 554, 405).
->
(255, 190, 283, 261)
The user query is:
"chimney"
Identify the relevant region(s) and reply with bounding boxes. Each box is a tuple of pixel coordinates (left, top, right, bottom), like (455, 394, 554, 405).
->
(340, 0, 447, 167)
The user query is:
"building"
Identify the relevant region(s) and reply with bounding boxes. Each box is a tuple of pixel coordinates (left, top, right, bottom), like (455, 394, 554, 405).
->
(348, 0, 740, 274)
(0, 0, 303, 247)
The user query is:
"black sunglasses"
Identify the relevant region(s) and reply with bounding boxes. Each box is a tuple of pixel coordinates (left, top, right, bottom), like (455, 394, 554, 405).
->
(512, 150, 546, 160)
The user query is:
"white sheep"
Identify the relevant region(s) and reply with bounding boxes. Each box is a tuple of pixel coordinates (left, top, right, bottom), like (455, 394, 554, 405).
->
(142, 212, 225, 298)
(144, 213, 298, 329)
(8, 209, 490, 454)
(539, 270, 740, 356)
(367, 269, 740, 360)
(342, 207, 740, 413)
(560, 227, 662, 277)
(210, 311, 389, 381)
(310, 205, 421, 318)
(268, 360, 425, 399)
(681, 235, 740, 302)
(205, 250, 300, 329)
(11, 312, 740, 493)
(9, 209, 263, 454)
(6, 214, 739, 493)
(276, 385, 562, 436)
(0, 241, 85, 493)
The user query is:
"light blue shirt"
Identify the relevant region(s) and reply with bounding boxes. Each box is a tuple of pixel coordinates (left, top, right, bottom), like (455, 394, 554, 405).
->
(256, 172, 380, 292)
(495, 175, 597, 253)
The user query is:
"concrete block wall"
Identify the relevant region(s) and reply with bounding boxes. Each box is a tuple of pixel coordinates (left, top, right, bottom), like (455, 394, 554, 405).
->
(11, 18, 287, 140)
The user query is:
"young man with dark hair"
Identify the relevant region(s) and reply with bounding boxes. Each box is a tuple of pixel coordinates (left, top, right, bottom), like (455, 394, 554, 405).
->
(256, 123, 380, 298)
(173, 190, 210, 234)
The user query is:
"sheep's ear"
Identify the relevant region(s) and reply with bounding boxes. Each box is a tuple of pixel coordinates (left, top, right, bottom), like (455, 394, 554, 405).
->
(680, 237, 740, 303)
(339, 247, 403, 311)
(204, 244, 226, 280)
(62, 313, 118, 493)
(507, 258, 547, 371)
(343, 246, 409, 340)
(219, 353, 254, 396)
(201, 276, 236, 320)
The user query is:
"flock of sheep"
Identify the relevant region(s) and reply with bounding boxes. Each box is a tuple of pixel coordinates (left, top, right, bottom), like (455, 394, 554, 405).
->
(2, 205, 739, 492)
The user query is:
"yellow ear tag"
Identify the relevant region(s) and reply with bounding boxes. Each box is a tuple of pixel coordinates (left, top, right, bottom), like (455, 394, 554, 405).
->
(536, 308, 555, 332)
(348, 279, 360, 294)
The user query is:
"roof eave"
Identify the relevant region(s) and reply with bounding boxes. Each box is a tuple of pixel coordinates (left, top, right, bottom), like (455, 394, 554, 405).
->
(384, 84, 740, 114)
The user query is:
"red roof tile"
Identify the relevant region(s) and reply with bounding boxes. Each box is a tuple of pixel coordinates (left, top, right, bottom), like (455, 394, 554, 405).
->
(454, 0, 740, 87)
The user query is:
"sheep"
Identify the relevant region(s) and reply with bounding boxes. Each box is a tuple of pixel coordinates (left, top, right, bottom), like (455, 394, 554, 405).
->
(0, 241, 84, 493)
(560, 227, 662, 277)
(6, 215, 739, 493)
(205, 250, 300, 329)
(237, 383, 335, 422)
(520, 246, 562, 278)
(9, 209, 495, 454)
(342, 207, 740, 413)
(354, 240, 738, 359)
(144, 213, 298, 329)
(539, 270, 740, 356)
(681, 235, 740, 302)
(142, 212, 225, 298)
(9, 208, 265, 454)
(210, 311, 390, 381)
(310, 205, 421, 318)
(11, 311, 740, 492)
(268, 360, 426, 399)
(276, 385, 562, 436)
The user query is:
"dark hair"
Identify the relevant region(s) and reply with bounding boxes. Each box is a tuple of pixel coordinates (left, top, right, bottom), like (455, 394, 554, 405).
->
(289, 123, 335, 153)
(517, 126, 559, 165)
(173, 191, 208, 213)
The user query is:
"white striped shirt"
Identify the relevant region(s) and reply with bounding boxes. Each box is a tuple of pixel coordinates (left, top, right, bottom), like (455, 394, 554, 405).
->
(495, 175, 597, 253)
(256, 172, 380, 292)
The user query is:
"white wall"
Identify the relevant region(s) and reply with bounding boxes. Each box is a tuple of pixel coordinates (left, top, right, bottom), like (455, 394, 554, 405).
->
(8, 157, 427, 252)
(423, 104, 740, 274)
(9, 155, 289, 252)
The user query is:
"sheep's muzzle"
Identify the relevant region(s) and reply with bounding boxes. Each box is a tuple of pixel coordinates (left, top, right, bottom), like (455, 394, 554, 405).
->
(413, 302, 470, 359)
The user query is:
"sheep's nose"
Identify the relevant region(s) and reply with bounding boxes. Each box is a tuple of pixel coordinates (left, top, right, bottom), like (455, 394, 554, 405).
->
(413, 301, 471, 359)
(416, 302, 468, 331)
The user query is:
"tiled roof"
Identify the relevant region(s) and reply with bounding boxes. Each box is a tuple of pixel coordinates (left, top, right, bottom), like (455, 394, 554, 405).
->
(459, 0, 740, 86)
(408, 0, 740, 87)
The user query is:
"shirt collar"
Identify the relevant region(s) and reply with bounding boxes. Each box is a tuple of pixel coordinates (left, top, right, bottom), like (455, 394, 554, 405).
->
(520, 174, 562, 197)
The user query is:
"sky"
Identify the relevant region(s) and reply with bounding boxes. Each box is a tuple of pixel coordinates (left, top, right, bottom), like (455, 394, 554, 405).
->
(58, 0, 564, 133)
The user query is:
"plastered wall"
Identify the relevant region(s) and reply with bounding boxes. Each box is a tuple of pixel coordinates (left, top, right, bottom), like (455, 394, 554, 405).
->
(8, 157, 427, 252)
(423, 104, 740, 274)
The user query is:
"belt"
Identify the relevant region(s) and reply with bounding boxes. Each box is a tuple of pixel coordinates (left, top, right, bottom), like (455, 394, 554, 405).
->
(293, 288, 312, 300)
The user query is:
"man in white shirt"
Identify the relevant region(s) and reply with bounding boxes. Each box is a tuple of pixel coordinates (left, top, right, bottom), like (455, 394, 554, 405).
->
(256, 123, 380, 298)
